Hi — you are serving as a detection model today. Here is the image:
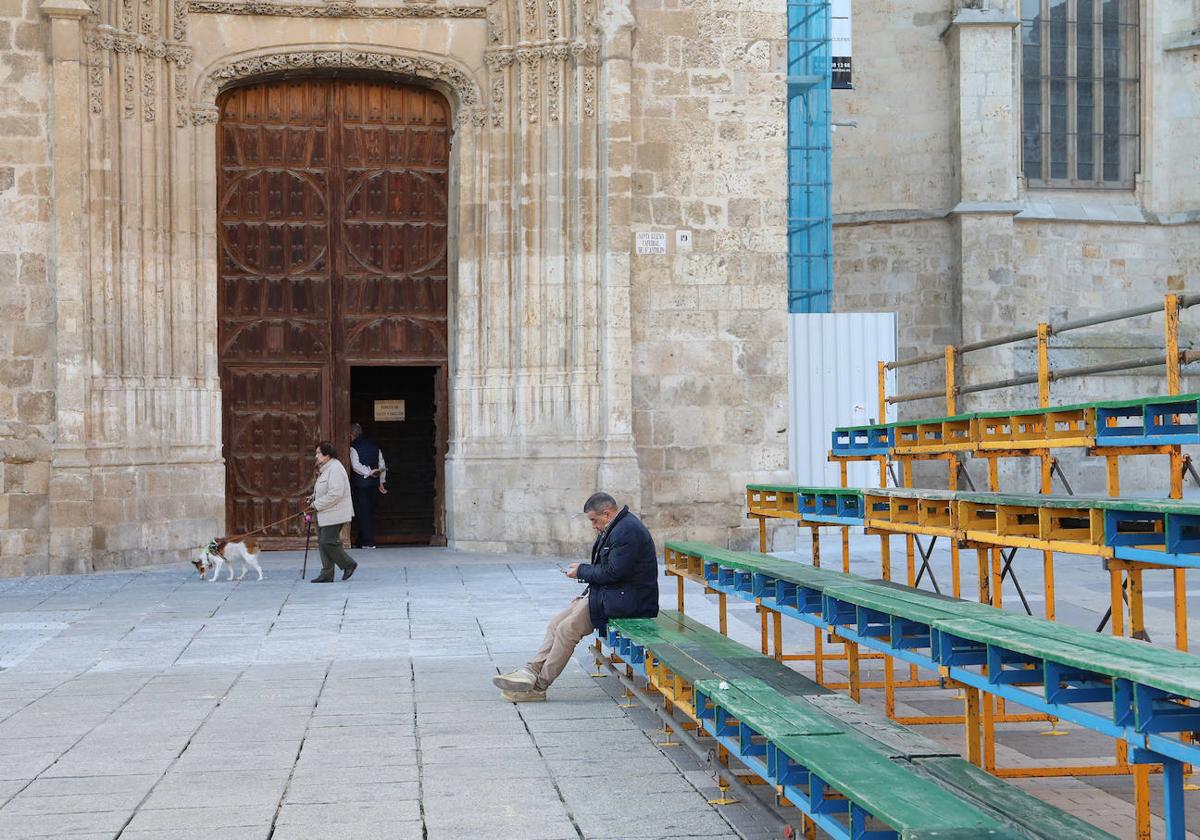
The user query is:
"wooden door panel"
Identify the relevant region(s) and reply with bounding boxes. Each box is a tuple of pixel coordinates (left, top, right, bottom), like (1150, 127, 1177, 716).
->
(219, 274, 331, 319)
(343, 318, 448, 360)
(338, 81, 450, 367)
(340, 275, 448, 316)
(219, 78, 449, 543)
(224, 366, 325, 538)
(220, 78, 334, 539)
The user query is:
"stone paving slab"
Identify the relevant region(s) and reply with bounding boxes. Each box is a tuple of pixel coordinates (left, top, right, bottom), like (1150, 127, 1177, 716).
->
(1, 541, 1197, 839)
(0, 549, 750, 840)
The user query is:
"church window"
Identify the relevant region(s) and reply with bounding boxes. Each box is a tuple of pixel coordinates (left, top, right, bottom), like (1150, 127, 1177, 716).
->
(1020, 0, 1140, 188)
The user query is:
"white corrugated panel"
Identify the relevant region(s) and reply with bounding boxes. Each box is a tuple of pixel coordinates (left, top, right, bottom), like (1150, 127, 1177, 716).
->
(788, 312, 897, 486)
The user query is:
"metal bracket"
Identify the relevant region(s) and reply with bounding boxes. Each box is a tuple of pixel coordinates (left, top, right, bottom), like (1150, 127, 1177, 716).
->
(1184, 454, 1200, 488)
(956, 455, 977, 491)
(1049, 457, 1075, 495)
(912, 535, 943, 594)
(998, 547, 1033, 616)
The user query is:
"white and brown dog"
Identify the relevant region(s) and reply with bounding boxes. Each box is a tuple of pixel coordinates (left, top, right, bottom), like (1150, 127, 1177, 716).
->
(193, 538, 264, 582)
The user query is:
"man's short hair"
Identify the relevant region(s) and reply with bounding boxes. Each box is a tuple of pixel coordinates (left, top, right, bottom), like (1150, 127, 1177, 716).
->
(583, 492, 618, 514)
(349, 423, 363, 439)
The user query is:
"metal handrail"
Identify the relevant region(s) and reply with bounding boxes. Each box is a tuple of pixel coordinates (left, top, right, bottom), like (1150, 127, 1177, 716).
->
(887, 350, 1198, 405)
(886, 294, 1200, 372)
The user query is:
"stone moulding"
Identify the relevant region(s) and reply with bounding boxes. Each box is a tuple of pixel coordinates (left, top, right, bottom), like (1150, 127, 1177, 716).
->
(485, 38, 596, 64)
(84, 27, 193, 63)
(187, 1, 485, 17)
(193, 48, 486, 126)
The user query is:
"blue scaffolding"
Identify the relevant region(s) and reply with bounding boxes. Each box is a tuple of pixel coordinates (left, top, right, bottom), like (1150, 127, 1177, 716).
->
(787, 0, 833, 313)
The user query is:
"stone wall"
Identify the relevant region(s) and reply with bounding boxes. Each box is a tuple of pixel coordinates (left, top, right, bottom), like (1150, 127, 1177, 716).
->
(833, 219, 959, 402)
(1, 0, 658, 573)
(0, 0, 53, 575)
(1145, 0, 1200, 215)
(829, 0, 954, 213)
(627, 0, 790, 550)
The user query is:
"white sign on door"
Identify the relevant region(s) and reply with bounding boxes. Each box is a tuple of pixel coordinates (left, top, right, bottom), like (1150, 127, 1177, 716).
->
(374, 400, 406, 422)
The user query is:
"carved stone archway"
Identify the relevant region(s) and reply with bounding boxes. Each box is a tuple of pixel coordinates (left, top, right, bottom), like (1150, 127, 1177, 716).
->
(191, 45, 486, 126)
(187, 42, 491, 540)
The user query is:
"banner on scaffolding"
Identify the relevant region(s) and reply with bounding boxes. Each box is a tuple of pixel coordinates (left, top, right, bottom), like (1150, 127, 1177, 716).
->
(833, 0, 852, 89)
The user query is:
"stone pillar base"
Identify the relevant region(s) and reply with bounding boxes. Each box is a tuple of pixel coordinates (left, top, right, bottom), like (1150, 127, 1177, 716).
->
(447, 440, 642, 556)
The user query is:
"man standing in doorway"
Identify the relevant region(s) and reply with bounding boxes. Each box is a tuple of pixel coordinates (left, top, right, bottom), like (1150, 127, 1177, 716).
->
(492, 493, 659, 702)
(349, 423, 388, 549)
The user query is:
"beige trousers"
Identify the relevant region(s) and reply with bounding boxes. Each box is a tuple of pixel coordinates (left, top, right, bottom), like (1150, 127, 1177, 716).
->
(526, 596, 594, 691)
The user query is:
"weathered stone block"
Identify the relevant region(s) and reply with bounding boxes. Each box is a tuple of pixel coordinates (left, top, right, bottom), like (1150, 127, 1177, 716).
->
(16, 390, 52, 423)
(11, 323, 48, 355)
(8, 492, 47, 529)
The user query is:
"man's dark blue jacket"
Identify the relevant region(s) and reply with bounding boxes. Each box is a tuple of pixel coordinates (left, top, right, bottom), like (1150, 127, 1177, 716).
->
(575, 506, 659, 632)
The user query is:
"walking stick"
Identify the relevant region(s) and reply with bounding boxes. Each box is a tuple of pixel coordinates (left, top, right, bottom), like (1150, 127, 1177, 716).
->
(301, 513, 313, 579)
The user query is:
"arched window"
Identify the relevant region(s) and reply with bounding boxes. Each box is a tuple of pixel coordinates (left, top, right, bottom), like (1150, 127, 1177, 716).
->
(1020, 0, 1140, 188)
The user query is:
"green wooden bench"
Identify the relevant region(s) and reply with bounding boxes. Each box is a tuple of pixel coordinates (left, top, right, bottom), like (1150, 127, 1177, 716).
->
(606, 611, 1116, 840)
(671, 539, 1200, 703)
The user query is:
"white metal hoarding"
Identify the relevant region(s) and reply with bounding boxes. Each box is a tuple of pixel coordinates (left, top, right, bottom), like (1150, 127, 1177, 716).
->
(787, 312, 897, 487)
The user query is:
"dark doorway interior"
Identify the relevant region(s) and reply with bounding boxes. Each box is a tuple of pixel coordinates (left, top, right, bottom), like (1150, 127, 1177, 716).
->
(350, 366, 438, 545)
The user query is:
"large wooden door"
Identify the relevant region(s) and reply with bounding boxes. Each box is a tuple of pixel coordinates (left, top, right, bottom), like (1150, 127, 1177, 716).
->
(218, 78, 450, 543)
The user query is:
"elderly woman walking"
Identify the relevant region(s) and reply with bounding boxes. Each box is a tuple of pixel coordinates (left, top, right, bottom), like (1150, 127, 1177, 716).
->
(307, 441, 358, 583)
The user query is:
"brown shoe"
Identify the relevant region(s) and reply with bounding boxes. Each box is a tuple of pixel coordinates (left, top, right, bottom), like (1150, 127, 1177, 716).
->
(342, 562, 357, 581)
(501, 688, 546, 703)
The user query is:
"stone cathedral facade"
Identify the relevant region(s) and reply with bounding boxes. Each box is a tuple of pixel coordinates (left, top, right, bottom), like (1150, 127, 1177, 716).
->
(1, 0, 1197, 575)
(1, 0, 792, 575)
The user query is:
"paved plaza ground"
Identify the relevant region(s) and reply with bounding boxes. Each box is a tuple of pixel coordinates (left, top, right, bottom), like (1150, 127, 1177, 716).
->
(0, 533, 1198, 839)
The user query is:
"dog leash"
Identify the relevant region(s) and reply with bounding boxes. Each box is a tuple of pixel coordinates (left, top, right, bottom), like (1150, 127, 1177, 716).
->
(219, 509, 308, 544)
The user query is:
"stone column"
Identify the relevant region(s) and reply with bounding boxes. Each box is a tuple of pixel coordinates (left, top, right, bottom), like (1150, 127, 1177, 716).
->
(42, 0, 95, 573)
(945, 4, 1021, 401)
(595, 0, 641, 503)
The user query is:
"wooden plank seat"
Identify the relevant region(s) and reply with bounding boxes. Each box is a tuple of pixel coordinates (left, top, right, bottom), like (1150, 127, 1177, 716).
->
(606, 612, 1116, 840)
(831, 423, 893, 457)
(673, 539, 1200, 699)
(668, 540, 1200, 766)
(975, 402, 1096, 450)
(863, 488, 956, 537)
(906, 756, 1118, 840)
(1093, 393, 1200, 447)
(828, 392, 1200, 459)
(744, 484, 870, 526)
(893, 412, 978, 455)
(955, 491, 1200, 567)
(746, 485, 866, 526)
(750, 484, 1200, 568)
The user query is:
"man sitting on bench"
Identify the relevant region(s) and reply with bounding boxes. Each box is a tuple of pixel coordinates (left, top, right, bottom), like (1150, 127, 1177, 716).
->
(493, 492, 659, 702)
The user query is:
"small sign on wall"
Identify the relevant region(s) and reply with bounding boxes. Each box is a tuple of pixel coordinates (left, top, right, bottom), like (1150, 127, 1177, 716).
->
(374, 400, 406, 422)
(635, 231, 668, 255)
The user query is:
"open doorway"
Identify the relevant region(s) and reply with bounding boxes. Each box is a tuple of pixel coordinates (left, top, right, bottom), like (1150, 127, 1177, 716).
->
(349, 366, 441, 545)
